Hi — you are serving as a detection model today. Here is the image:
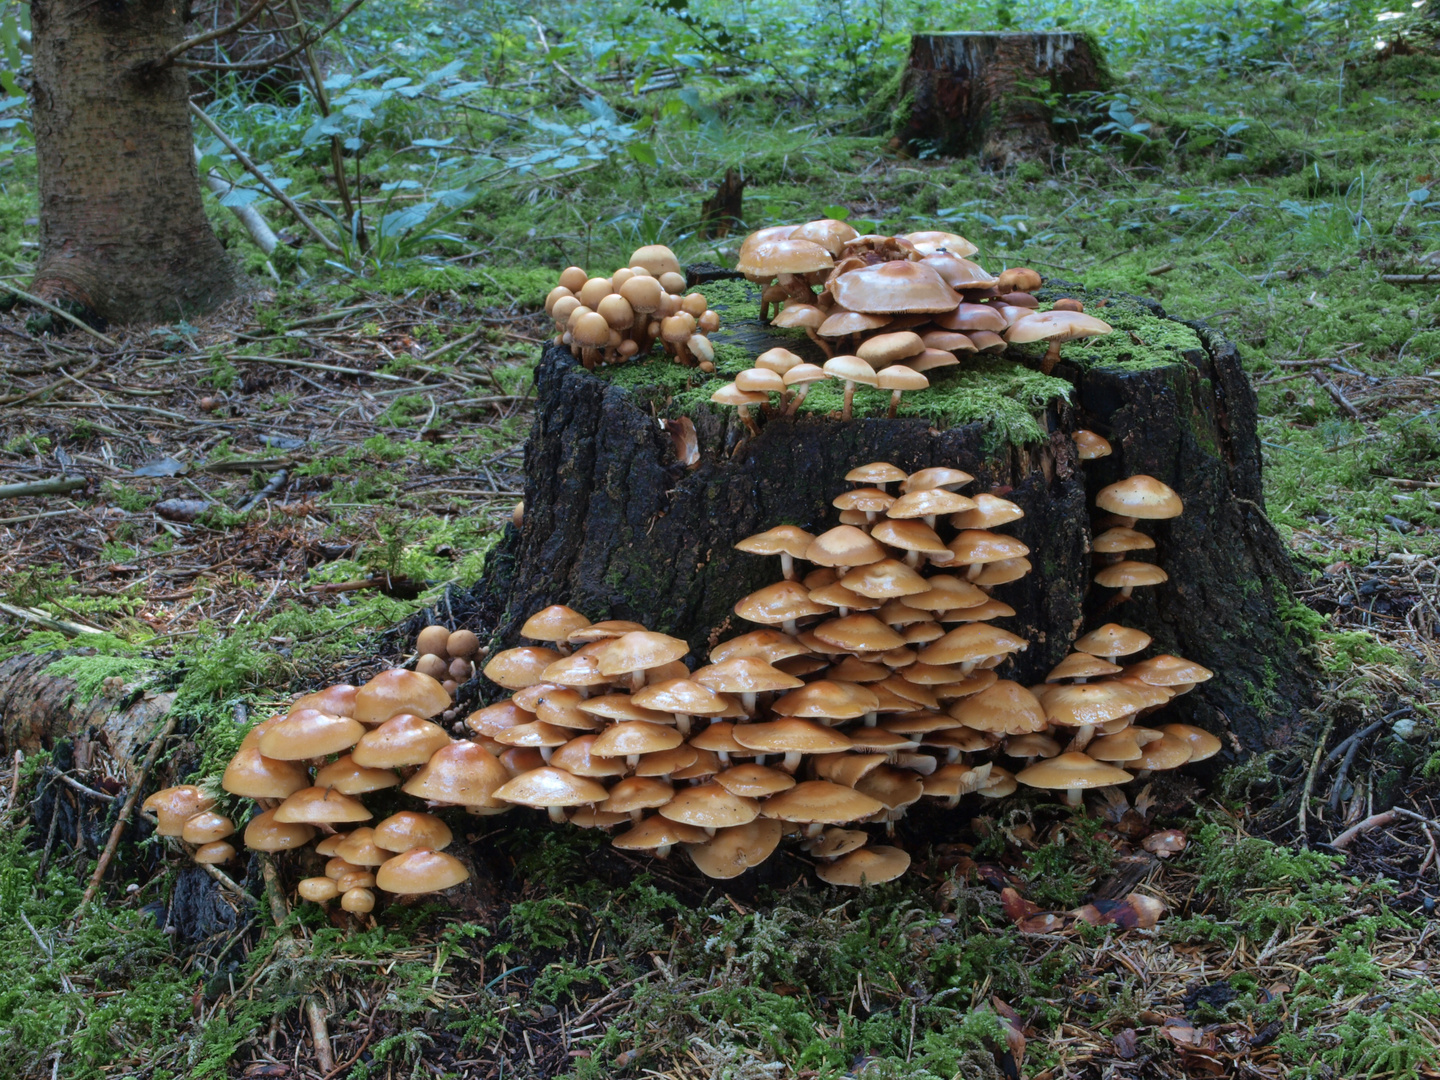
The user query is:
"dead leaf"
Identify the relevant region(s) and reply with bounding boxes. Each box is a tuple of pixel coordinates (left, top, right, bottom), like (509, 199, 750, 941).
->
(1114, 1028, 1139, 1059)
(1018, 911, 1073, 933)
(665, 417, 699, 467)
(1071, 892, 1166, 929)
(1000, 887, 1038, 923)
(990, 997, 1026, 1069)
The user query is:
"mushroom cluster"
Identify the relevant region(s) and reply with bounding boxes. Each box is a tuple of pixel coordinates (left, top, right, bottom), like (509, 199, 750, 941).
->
(207, 665, 473, 914)
(734, 222, 1113, 389)
(545, 245, 723, 370)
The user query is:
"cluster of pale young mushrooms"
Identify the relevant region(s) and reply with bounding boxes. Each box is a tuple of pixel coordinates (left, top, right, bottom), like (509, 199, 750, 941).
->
(710, 221, 1113, 424)
(545, 244, 723, 369)
(146, 448, 1215, 900)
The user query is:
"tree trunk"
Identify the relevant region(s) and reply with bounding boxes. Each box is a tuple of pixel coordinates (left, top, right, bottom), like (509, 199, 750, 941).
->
(453, 280, 1314, 757)
(892, 32, 1107, 164)
(28, 0, 241, 325)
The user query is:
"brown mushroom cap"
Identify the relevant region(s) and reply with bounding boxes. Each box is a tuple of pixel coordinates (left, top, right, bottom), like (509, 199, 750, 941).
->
(933, 303, 1007, 334)
(1132, 732, 1193, 771)
(872, 518, 951, 557)
(792, 219, 860, 255)
(402, 741, 511, 806)
(1016, 751, 1133, 791)
(591, 721, 685, 759)
(735, 525, 816, 560)
(374, 811, 453, 852)
(1072, 430, 1113, 460)
(919, 623, 1028, 666)
(549, 735, 630, 778)
(813, 614, 906, 652)
(575, 695, 674, 724)
(732, 717, 853, 755)
(833, 487, 897, 514)
(1093, 527, 1157, 554)
(631, 678, 730, 717)
(857, 331, 925, 368)
(1005, 309, 1113, 347)
(816, 845, 911, 886)
(906, 575, 989, 613)
(1095, 475, 1184, 520)
(597, 631, 690, 677)
(734, 580, 833, 627)
(1074, 623, 1153, 659)
(1127, 655, 1214, 686)
(569, 619, 649, 644)
(298, 876, 340, 902)
(761, 780, 885, 824)
(417, 625, 451, 656)
(539, 651, 610, 689)
(845, 462, 908, 486)
(182, 811, 235, 844)
(484, 647, 564, 690)
(243, 809, 315, 851)
(947, 681, 1048, 734)
(685, 819, 784, 879)
(804, 525, 886, 568)
(900, 230, 978, 257)
(521, 605, 592, 643)
(355, 668, 452, 722)
(600, 776, 676, 814)
(901, 467, 974, 493)
(950, 494, 1025, 531)
(829, 260, 960, 315)
(292, 684, 359, 717)
(340, 887, 375, 913)
(258, 711, 366, 761)
(659, 782, 760, 828)
(1159, 723, 1222, 762)
(693, 657, 804, 695)
(353, 714, 452, 769)
(947, 530, 1031, 566)
(713, 764, 798, 797)
(630, 244, 683, 278)
(819, 309, 891, 338)
(1046, 653, 1123, 682)
(142, 786, 216, 836)
(738, 238, 835, 279)
(612, 814, 710, 851)
(494, 767, 608, 808)
(222, 748, 309, 799)
(770, 681, 880, 721)
(1095, 561, 1169, 590)
(708, 629, 812, 665)
(840, 559, 930, 599)
(312, 755, 400, 795)
(273, 786, 372, 825)
(1042, 683, 1146, 727)
(887, 488, 976, 520)
(376, 848, 469, 895)
(920, 252, 997, 290)
(756, 347, 805, 375)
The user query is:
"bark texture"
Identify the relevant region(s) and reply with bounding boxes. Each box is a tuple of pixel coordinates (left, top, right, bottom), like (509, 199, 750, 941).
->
(29, 0, 241, 324)
(894, 32, 1107, 162)
(0, 651, 173, 773)
(459, 284, 1313, 757)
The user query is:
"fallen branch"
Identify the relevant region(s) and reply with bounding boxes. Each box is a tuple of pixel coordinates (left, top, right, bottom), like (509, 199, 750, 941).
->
(1331, 809, 1397, 849)
(195, 146, 279, 255)
(0, 476, 87, 499)
(72, 710, 182, 924)
(1311, 371, 1361, 419)
(0, 282, 120, 348)
(234, 352, 421, 384)
(0, 600, 106, 636)
(188, 104, 342, 255)
(1381, 273, 1440, 285)
(237, 469, 288, 514)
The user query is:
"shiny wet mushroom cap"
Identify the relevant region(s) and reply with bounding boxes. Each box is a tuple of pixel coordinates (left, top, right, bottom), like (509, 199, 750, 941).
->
(1095, 475, 1183, 521)
(402, 741, 510, 806)
(1094, 560, 1169, 599)
(142, 786, 216, 836)
(816, 845, 911, 886)
(1074, 623, 1153, 661)
(1005, 310, 1113, 375)
(493, 767, 609, 822)
(376, 848, 470, 894)
(243, 809, 316, 851)
(1015, 751, 1133, 806)
(685, 819, 785, 879)
(373, 811, 453, 852)
(1159, 723, 1222, 761)
(258, 710, 366, 760)
(355, 668, 452, 723)
(1072, 430, 1113, 460)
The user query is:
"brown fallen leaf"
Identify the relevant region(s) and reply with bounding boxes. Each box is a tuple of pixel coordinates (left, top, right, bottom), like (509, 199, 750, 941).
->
(1113, 1027, 1139, 1059)
(1072, 892, 1166, 929)
(1000, 886, 1039, 923)
(665, 417, 699, 467)
(990, 996, 1026, 1070)
(1017, 911, 1074, 933)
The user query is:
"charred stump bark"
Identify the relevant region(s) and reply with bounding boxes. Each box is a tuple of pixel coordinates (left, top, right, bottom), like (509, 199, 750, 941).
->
(459, 281, 1314, 758)
(892, 32, 1107, 163)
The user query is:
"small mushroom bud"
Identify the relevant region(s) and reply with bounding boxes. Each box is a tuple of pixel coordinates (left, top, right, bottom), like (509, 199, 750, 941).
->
(558, 266, 588, 292)
(698, 309, 720, 334)
(689, 334, 715, 366)
(446, 629, 479, 659)
(660, 312, 698, 365)
(611, 267, 635, 288)
(512, 501, 524, 529)
(573, 311, 613, 369)
(659, 271, 687, 293)
(198, 396, 221, 412)
(416, 653, 449, 681)
(1053, 298, 1084, 312)
(341, 887, 375, 914)
(681, 292, 708, 317)
(447, 657, 472, 683)
(657, 292, 682, 318)
(597, 294, 634, 334)
(996, 267, 1042, 293)
(298, 876, 339, 902)
(441, 678, 459, 695)
(544, 285, 573, 315)
(617, 339, 640, 362)
(999, 291, 1039, 308)
(551, 295, 580, 330)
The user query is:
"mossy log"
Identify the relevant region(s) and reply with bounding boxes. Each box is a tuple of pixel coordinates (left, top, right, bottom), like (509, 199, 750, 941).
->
(0, 651, 173, 772)
(892, 32, 1108, 162)
(457, 281, 1315, 757)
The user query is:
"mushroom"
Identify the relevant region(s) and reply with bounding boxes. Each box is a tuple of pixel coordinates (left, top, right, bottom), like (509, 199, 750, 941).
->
(493, 767, 608, 823)
(257, 710, 366, 761)
(876, 365, 929, 418)
(792, 218, 860, 255)
(692, 656, 803, 716)
(995, 268, 1042, 293)
(735, 525, 816, 581)
(771, 303, 831, 355)
(629, 244, 683, 279)
(1126, 655, 1214, 687)
(1093, 527, 1156, 560)
(840, 558, 930, 600)
(521, 605, 592, 653)
(1095, 475, 1184, 529)
(738, 239, 835, 316)
(872, 518, 953, 568)
(243, 809, 316, 851)
(375, 848, 470, 894)
(1073, 623, 1152, 664)
(1130, 733, 1193, 775)
(273, 786, 372, 826)
(298, 877, 340, 903)
(829, 260, 959, 316)
(222, 748, 309, 799)
(732, 716, 853, 772)
(1005, 310, 1113, 375)
(947, 530, 1032, 581)
(401, 741, 510, 807)
(1072, 430, 1112, 460)
(1015, 751, 1133, 807)
(900, 230, 978, 257)
(710, 382, 767, 436)
(659, 782, 761, 834)
(631, 678, 731, 735)
(713, 764, 797, 798)
(601, 777, 676, 822)
(374, 811, 453, 853)
(846, 462, 908, 490)
(946, 680, 1047, 736)
(1094, 560, 1169, 600)
(921, 252, 998, 290)
(590, 721, 685, 768)
(921, 761, 994, 807)
(1045, 653, 1123, 683)
(597, 630, 691, 691)
(684, 819, 785, 879)
(708, 629, 813, 665)
(902, 467, 973, 493)
(612, 814, 710, 859)
(821, 355, 878, 420)
(355, 668, 452, 724)
(804, 525, 887, 572)
(856, 331, 925, 371)
(1158, 723, 1222, 762)
(760, 780, 885, 837)
(1042, 682, 1146, 751)
(779, 363, 829, 415)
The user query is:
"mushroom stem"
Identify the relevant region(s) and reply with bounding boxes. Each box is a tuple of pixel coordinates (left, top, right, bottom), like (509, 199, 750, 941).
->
(655, 843, 673, 859)
(673, 713, 691, 736)
(547, 806, 567, 823)
(1064, 786, 1084, 808)
(626, 754, 640, 768)
(581, 346, 599, 370)
(864, 711, 878, 727)
(965, 561, 982, 582)
(803, 327, 833, 357)
(539, 746, 554, 763)
(741, 692, 758, 717)
(630, 669, 646, 692)
(737, 404, 760, 437)
(1040, 340, 1063, 376)
(841, 380, 857, 421)
(784, 385, 813, 417)
(886, 389, 903, 419)
(780, 553, 795, 580)
(781, 751, 802, 774)
(1071, 724, 1096, 751)
(804, 823, 824, 838)
(945, 795, 961, 810)
(760, 284, 788, 323)
(783, 618, 798, 636)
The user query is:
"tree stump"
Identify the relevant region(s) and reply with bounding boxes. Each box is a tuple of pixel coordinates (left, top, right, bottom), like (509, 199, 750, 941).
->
(891, 32, 1108, 162)
(454, 280, 1315, 757)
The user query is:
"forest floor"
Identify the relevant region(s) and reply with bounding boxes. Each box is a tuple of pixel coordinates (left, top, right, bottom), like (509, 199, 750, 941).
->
(2, 0, 1440, 1077)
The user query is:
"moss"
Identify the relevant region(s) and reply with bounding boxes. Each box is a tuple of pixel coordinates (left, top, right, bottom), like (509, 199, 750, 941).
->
(334, 265, 554, 310)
